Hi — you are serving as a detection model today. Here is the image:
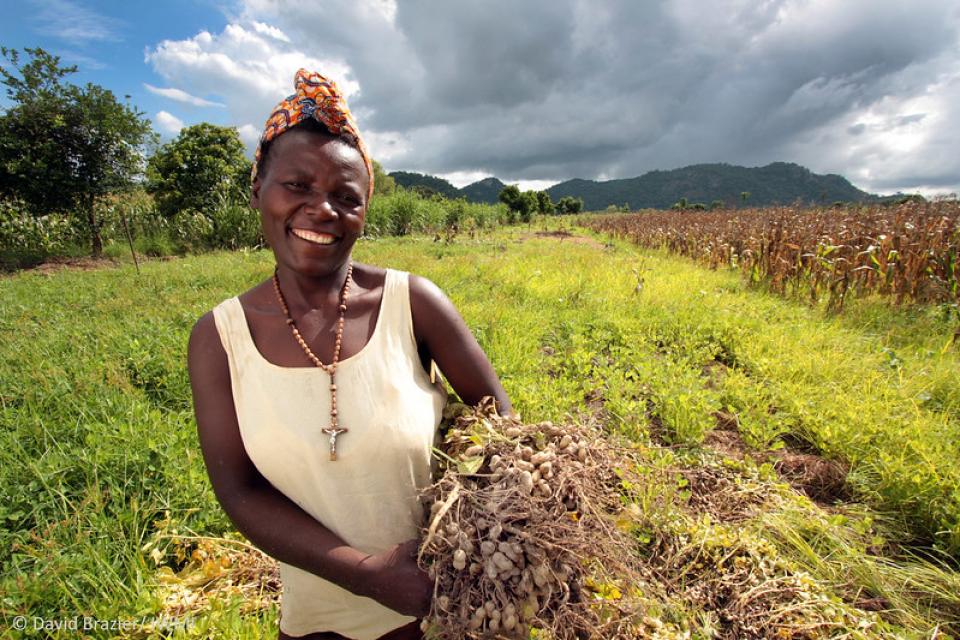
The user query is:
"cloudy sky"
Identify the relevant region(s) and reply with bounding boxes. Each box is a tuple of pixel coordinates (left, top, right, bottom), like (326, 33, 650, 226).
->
(3, 0, 959, 194)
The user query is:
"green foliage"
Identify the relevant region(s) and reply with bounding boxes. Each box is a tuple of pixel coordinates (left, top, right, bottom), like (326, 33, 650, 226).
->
(146, 123, 250, 219)
(498, 184, 521, 209)
(0, 47, 156, 256)
(366, 188, 504, 237)
(371, 159, 395, 196)
(498, 185, 541, 222)
(536, 191, 553, 215)
(554, 196, 584, 214)
(0, 198, 84, 269)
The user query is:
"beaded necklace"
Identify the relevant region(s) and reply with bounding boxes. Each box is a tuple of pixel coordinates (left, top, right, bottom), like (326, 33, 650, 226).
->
(272, 261, 353, 460)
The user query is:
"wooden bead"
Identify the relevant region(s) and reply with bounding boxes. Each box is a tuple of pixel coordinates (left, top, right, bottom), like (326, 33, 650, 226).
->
(273, 262, 353, 460)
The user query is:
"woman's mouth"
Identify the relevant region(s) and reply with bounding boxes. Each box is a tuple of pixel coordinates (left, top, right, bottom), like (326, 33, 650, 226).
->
(291, 228, 338, 245)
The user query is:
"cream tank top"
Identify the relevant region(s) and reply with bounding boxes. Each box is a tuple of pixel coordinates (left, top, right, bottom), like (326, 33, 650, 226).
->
(212, 269, 446, 639)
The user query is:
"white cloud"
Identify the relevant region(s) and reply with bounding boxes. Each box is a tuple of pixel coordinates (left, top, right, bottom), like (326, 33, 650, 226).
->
(145, 23, 358, 144)
(155, 111, 185, 135)
(363, 130, 411, 164)
(144, 84, 225, 107)
(251, 21, 290, 42)
(434, 171, 556, 192)
(783, 56, 960, 195)
(144, 0, 960, 194)
(237, 123, 261, 148)
(436, 170, 492, 189)
(32, 0, 121, 43)
(513, 179, 558, 192)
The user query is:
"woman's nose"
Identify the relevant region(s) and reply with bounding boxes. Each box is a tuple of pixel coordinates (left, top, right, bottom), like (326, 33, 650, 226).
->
(302, 190, 337, 218)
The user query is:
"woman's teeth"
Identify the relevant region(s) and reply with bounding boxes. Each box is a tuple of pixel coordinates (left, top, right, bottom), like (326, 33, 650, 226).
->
(292, 228, 337, 245)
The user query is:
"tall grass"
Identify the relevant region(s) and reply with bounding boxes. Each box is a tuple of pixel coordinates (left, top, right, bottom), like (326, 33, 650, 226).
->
(365, 191, 506, 237)
(583, 201, 960, 312)
(1, 188, 507, 270)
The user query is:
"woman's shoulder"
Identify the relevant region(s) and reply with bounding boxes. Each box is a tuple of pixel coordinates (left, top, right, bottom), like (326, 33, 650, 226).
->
(188, 278, 271, 358)
(404, 271, 462, 346)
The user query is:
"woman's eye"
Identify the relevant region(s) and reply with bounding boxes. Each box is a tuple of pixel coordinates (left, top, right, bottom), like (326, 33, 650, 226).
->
(339, 194, 362, 207)
(285, 181, 308, 191)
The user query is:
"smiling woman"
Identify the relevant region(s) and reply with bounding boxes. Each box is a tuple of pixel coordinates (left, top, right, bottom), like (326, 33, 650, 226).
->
(186, 69, 512, 640)
(253, 121, 368, 279)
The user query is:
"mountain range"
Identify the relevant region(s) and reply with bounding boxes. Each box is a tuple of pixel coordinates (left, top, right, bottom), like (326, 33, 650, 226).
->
(389, 162, 877, 210)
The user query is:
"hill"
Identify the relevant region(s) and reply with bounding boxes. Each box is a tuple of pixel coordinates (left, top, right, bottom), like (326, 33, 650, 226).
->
(458, 177, 507, 204)
(387, 172, 506, 204)
(389, 171, 460, 198)
(546, 162, 874, 210)
(390, 163, 875, 210)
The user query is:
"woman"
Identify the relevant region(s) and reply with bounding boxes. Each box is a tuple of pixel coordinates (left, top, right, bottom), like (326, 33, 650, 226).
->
(187, 69, 511, 640)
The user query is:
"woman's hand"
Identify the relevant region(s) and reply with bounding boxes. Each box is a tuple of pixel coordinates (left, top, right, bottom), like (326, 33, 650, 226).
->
(358, 539, 434, 617)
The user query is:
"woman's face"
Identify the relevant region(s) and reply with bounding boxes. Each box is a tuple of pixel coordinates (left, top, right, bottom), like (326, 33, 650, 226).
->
(251, 127, 369, 279)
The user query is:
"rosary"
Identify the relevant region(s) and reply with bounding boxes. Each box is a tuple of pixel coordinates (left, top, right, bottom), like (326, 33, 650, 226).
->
(272, 262, 353, 461)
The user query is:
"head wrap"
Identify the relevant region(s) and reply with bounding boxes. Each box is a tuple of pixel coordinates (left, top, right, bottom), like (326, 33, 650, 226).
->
(252, 68, 374, 202)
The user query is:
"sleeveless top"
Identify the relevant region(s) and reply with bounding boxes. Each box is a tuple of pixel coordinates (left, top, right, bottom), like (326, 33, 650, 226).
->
(212, 269, 446, 640)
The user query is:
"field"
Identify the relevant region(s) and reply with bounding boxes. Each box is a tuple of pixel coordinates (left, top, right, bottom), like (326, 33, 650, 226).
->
(2, 222, 960, 638)
(583, 202, 960, 311)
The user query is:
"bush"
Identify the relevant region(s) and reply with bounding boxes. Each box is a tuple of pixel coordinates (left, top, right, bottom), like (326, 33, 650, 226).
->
(0, 198, 83, 269)
(363, 189, 507, 238)
(169, 211, 213, 252)
(207, 199, 263, 250)
(2, 184, 507, 269)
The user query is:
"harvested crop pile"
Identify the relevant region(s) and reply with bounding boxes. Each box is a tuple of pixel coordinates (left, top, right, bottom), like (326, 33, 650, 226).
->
(417, 397, 647, 639)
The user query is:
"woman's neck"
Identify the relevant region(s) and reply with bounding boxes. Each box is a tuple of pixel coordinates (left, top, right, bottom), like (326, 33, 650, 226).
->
(275, 261, 353, 314)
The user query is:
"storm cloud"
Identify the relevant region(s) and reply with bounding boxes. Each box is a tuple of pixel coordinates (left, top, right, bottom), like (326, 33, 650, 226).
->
(147, 0, 960, 194)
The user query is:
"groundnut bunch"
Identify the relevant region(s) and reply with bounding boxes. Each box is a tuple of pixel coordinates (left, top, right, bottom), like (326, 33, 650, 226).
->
(418, 398, 645, 640)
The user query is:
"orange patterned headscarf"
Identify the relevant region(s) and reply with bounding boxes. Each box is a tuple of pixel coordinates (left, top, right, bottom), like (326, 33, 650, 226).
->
(252, 68, 374, 202)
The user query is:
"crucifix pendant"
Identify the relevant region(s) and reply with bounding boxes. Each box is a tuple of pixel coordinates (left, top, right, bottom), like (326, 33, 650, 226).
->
(322, 426, 348, 461)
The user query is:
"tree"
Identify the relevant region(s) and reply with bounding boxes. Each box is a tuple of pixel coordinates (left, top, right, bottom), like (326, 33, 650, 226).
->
(371, 159, 396, 197)
(535, 190, 553, 215)
(498, 185, 543, 222)
(0, 47, 155, 256)
(518, 191, 539, 223)
(498, 184, 522, 210)
(554, 196, 583, 214)
(146, 123, 250, 218)
(740, 191, 751, 205)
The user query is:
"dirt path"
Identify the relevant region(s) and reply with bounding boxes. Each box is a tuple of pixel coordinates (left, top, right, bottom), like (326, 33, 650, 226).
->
(521, 229, 608, 249)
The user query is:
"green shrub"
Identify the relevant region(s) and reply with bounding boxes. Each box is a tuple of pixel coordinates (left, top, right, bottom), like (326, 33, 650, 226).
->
(135, 233, 176, 257)
(0, 198, 83, 269)
(207, 199, 262, 250)
(170, 210, 213, 252)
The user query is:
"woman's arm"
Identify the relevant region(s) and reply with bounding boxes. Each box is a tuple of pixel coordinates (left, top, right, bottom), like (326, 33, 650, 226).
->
(409, 275, 513, 415)
(187, 312, 433, 617)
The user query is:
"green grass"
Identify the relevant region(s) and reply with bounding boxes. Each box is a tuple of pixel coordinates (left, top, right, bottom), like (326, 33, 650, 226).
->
(2, 226, 959, 638)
